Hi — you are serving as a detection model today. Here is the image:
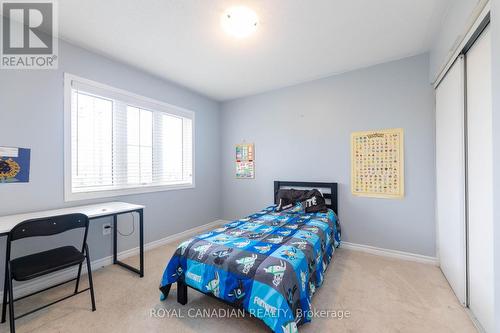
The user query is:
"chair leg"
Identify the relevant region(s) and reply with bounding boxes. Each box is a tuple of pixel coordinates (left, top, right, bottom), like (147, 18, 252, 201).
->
(74, 263, 83, 294)
(7, 264, 15, 333)
(1, 263, 8, 324)
(85, 245, 96, 311)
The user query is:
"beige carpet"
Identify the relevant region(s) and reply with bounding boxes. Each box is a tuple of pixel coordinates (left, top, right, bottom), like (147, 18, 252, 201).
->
(3, 238, 476, 333)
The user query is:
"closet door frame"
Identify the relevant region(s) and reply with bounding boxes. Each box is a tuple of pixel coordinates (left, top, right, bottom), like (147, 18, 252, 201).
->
(434, 11, 491, 309)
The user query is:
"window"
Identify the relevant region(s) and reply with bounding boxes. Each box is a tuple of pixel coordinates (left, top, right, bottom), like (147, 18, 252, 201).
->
(64, 73, 194, 201)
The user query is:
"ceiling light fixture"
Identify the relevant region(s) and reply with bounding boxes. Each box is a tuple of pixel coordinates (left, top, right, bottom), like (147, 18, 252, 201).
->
(221, 6, 258, 38)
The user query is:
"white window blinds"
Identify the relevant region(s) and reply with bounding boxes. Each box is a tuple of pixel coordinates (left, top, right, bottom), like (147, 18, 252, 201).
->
(65, 74, 194, 201)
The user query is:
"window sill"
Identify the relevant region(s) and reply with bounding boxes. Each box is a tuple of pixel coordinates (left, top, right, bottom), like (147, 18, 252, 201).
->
(65, 183, 195, 202)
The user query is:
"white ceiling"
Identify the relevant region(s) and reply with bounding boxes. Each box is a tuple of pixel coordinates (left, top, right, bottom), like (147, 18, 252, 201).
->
(59, 0, 451, 101)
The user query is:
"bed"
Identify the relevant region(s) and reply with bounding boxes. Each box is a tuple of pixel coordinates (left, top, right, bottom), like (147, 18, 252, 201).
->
(159, 181, 340, 333)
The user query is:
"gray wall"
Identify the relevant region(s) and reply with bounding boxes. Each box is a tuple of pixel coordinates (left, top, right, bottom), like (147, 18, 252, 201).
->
(0, 40, 221, 285)
(0, 42, 436, 289)
(220, 54, 436, 257)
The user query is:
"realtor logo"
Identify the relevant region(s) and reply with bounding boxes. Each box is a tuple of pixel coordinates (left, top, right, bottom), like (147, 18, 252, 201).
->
(1, 0, 58, 69)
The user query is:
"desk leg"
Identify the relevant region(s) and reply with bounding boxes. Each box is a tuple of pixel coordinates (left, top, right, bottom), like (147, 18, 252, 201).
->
(113, 210, 144, 277)
(139, 209, 144, 277)
(113, 215, 118, 264)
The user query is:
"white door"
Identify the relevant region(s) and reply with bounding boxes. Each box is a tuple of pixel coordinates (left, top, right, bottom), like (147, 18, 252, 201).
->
(435, 57, 466, 305)
(466, 25, 494, 333)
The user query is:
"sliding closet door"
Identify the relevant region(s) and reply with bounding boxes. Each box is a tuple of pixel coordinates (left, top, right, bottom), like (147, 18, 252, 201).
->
(466, 25, 494, 333)
(435, 57, 466, 305)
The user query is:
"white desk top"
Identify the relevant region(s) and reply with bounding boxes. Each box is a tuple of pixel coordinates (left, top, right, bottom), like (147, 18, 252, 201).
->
(0, 202, 145, 235)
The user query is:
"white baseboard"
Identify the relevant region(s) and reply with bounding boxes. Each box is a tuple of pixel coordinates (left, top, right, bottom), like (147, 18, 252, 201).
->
(0, 219, 225, 300)
(341, 241, 439, 266)
(465, 308, 486, 333)
(215, 219, 439, 265)
(1, 220, 439, 300)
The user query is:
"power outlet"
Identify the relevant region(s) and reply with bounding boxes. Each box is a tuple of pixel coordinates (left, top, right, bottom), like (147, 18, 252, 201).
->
(102, 223, 112, 236)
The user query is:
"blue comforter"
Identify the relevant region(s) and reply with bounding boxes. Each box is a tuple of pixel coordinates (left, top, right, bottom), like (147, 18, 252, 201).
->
(160, 205, 341, 333)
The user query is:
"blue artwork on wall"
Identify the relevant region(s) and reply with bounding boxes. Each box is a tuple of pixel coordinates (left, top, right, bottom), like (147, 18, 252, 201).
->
(0, 146, 31, 183)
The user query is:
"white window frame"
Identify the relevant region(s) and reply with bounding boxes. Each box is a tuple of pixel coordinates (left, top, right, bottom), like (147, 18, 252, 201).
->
(64, 73, 195, 202)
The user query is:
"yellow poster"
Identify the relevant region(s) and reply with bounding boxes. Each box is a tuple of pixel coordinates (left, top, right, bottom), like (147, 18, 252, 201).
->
(351, 128, 404, 199)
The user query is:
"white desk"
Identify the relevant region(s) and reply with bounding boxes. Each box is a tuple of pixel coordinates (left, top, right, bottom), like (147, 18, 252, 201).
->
(0, 202, 145, 277)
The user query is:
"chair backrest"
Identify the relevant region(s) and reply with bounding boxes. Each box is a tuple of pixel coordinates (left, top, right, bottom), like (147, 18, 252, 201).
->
(9, 213, 89, 241)
(6, 213, 90, 262)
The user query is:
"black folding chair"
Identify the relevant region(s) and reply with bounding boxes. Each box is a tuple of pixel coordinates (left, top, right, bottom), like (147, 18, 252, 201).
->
(1, 213, 96, 333)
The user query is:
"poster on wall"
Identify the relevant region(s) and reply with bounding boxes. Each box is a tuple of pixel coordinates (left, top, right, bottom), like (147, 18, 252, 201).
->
(236, 143, 255, 179)
(236, 161, 255, 179)
(351, 128, 404, 199)
(0, 146, 31, 183)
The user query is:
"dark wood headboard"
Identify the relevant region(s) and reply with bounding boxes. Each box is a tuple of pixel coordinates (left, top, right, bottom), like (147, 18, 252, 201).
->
(273, 181, 338, 216)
